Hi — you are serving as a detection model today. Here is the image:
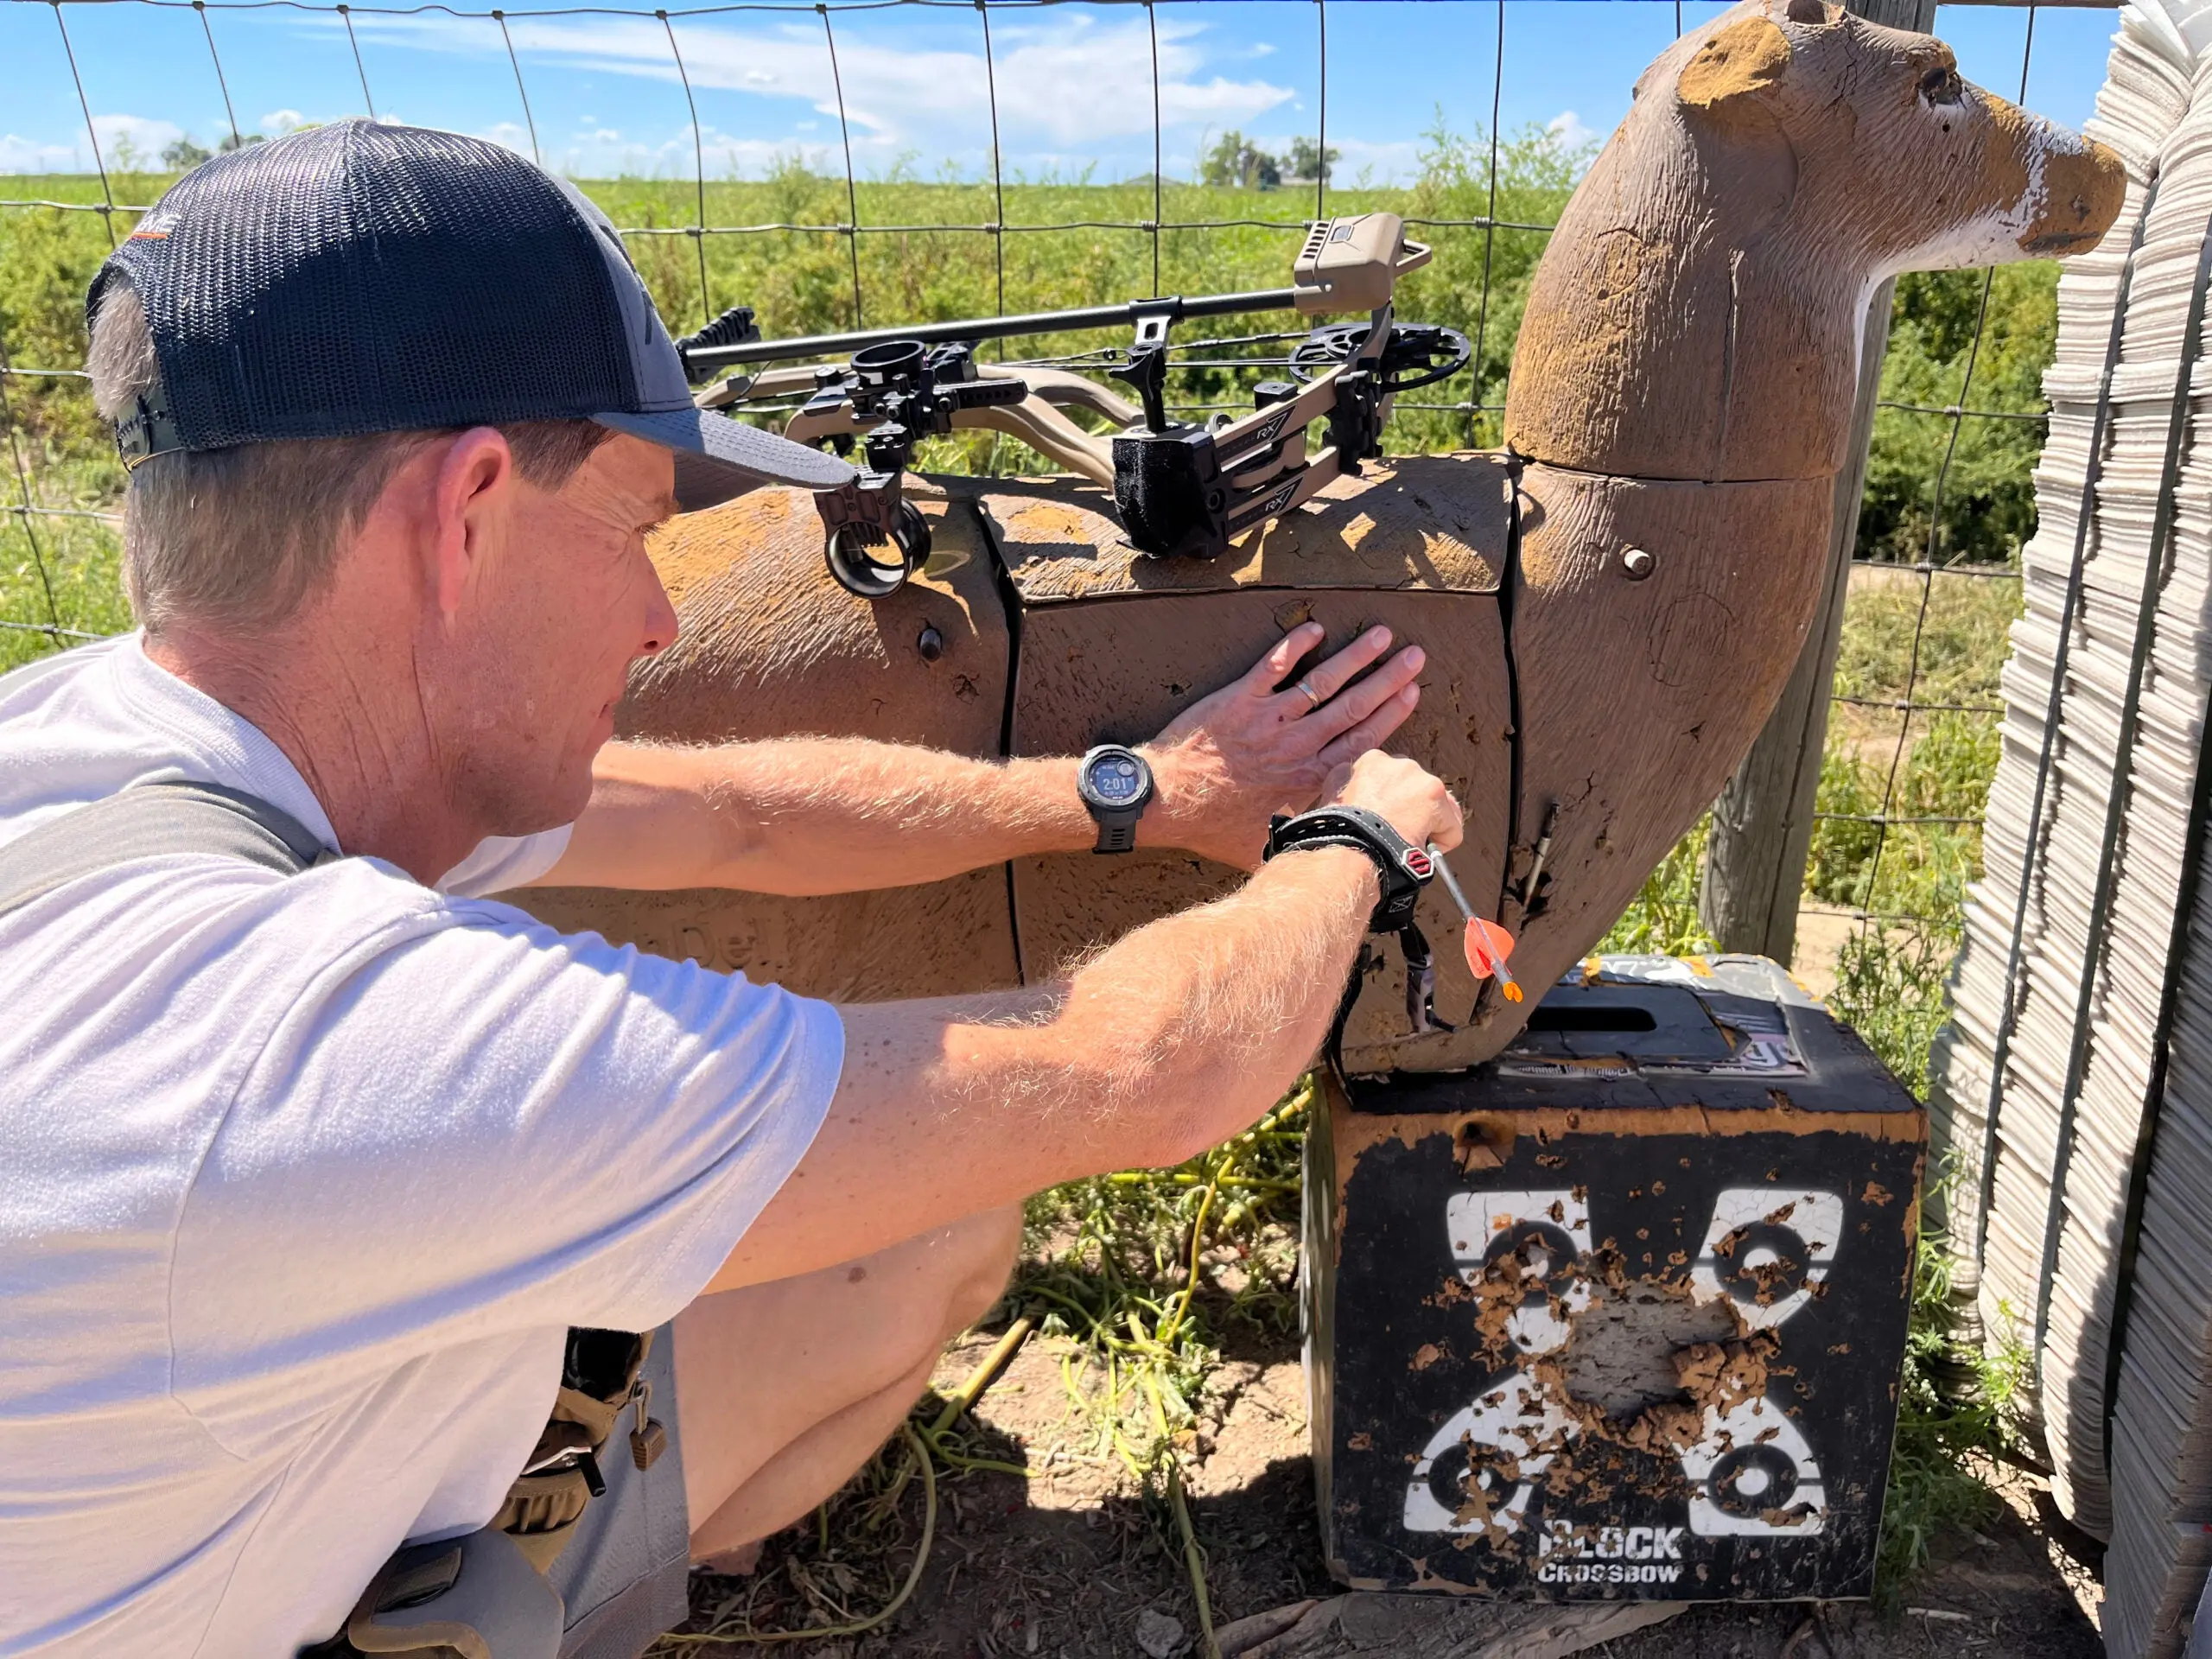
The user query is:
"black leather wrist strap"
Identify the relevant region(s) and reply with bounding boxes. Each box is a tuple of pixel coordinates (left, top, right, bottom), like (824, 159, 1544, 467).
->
(1263, 805, 1433, 935)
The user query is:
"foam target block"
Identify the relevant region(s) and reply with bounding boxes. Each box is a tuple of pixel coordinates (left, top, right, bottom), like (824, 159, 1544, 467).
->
(982, 457, 1513, 1060)
(1305, 956, 1925, 1600)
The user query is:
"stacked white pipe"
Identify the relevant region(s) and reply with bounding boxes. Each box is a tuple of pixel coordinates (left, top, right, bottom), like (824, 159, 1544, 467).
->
(1929, 3, 2212, 1651)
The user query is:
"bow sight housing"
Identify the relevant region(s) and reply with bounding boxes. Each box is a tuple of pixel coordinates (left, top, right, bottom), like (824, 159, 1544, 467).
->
(797, 340, 1026, 595)
(678, 213, 1468, 595)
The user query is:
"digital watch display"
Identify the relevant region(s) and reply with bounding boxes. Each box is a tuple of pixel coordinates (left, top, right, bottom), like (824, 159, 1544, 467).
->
(1077, 745, 1154, 854)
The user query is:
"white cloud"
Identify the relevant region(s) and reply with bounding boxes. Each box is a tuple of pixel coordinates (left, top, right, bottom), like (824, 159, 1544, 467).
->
(345, 10, 1290, 162)
(481, 116, 839, 181)
(261, 109, 308, 135)
(1546, 110, 1599, 151)
(479, 120, 538, 158)
(96, 114, 185, 164)
(3, 114, 192, 171)
(0, 133, 80, 172)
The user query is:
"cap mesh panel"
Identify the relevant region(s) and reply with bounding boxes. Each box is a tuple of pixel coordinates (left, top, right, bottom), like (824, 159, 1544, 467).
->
(105, 120, 638, 449)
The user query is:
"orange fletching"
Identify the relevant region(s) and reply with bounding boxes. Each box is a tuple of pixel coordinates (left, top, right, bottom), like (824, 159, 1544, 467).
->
(1461, 917, 1516, 979)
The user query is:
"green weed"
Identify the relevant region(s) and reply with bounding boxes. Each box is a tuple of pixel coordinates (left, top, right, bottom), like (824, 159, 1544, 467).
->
(1878, 1198, 2031, 1606)
(1861, 266, 2057, 569)
(1598, 813, 1718, 957)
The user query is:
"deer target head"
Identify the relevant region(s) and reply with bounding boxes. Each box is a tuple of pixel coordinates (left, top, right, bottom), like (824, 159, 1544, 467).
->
(1652, 0, 2123, 274)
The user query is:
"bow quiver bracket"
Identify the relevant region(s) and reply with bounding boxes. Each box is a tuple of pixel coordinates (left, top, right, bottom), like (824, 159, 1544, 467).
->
(1111, 215, 1446, 562)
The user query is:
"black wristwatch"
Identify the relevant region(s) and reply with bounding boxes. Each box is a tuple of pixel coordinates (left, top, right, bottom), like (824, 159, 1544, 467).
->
(1077, 745, 1154, 854)
(1263, 805, 1434, 934)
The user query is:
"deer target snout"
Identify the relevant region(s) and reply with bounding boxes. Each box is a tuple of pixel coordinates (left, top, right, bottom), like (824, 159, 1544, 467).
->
(1850, 39, 2124, 268)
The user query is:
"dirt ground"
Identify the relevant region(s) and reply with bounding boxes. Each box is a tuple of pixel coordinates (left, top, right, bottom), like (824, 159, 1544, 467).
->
(656, 1325, 2110, 1658)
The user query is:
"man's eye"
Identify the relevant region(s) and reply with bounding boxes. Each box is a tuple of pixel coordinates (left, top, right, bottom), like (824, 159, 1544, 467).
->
(1920, 66, 1963, 105)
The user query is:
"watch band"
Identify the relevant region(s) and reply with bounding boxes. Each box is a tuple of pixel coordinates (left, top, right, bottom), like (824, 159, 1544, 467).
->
(1094, 810, 1141, 855)
(1263, 805, 1433, 934)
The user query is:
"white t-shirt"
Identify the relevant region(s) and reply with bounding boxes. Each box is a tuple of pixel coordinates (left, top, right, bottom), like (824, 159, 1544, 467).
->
(0, 636, 844, 1657)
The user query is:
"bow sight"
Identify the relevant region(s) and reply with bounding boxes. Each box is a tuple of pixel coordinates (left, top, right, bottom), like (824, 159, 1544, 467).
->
(677, 213, 1468, 597)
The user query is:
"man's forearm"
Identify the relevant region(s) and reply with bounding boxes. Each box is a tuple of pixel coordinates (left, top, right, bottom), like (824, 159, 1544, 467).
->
(1006, 842, 1376, 1170)
(540, 737, 1115, 893)
(538, 623, 1431, 893)
(708, 844, 1376, 1288)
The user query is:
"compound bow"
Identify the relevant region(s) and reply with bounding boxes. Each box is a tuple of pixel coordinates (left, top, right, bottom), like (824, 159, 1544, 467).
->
(675, 212, 1468, 597)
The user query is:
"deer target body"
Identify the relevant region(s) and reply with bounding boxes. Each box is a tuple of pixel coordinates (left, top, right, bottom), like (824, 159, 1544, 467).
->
(516, 0, 2121, 1071)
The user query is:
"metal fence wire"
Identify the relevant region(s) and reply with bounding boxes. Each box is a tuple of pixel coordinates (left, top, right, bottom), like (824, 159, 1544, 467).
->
(0, 0, 2076, 971)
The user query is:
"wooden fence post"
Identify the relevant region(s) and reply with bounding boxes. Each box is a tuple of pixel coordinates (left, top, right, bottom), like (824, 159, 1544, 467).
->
(1697, 0, 1936, 961)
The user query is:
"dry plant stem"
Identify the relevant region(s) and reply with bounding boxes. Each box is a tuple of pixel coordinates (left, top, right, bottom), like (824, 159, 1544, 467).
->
(1143, 1367, 1219, 1659)
(665, 1421, 937, 1647)
(1169, 1467, 1219, 1659)
(1159, 1167, 1227, 1352)
(929, 1315, 1036, 1434)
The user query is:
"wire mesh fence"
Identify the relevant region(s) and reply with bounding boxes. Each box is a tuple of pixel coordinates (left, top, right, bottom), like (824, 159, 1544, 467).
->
(0, 0, 2094, 1079)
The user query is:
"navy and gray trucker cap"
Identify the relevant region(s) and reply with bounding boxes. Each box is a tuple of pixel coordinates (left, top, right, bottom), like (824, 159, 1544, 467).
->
(87, 119, 855, 511)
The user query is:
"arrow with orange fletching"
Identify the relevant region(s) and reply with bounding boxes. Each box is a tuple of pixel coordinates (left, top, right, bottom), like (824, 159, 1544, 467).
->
(1427, 845, 1524, 1004)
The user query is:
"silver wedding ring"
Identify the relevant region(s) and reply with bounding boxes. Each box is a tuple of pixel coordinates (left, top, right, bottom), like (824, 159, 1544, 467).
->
(1295, 677, 1323, 710)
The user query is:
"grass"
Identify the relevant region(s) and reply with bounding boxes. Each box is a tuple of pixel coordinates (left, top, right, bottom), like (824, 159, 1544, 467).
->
(1875, 1171, 2035, 1610)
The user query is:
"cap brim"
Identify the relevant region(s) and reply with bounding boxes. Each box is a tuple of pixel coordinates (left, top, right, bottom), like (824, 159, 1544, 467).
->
(594, 406, 857, 512)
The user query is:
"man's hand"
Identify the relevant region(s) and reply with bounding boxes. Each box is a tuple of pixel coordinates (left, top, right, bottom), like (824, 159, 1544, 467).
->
(1320, 750, 1464, 855)
(1142, 622, 1427, 869)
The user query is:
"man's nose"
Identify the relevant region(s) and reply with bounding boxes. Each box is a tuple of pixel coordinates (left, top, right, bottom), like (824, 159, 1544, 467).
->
(639, 569, 679, 658)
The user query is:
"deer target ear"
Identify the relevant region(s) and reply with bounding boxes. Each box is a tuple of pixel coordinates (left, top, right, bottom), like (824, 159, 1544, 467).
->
(1677, 17, 1793, 120)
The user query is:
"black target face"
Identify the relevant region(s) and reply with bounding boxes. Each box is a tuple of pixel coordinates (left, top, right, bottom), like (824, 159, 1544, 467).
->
(1484, 1220, 1582, 1307)
(1323, 1090, 1924, 1599)
(1425, 1440, 1522, 1519)
(1719, 1223, 1811, 1306)
(1708, 1444, 1801, 1518)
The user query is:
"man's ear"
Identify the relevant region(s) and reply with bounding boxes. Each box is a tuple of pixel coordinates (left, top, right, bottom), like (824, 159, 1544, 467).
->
(430, 427, 517, 621)
(1677, 16, 1793, 124)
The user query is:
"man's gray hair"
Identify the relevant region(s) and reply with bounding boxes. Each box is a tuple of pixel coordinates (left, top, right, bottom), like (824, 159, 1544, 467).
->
(89, 284, 613, 635)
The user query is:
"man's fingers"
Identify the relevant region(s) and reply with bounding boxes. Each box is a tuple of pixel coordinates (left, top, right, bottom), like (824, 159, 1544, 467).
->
(1427, 798, 1466, 853)
(1241, 621, 1327, 695)
(1300, 645, 1424, 746)
(1316, 685, 1421, 769)
(1269, 625, 1395, 711)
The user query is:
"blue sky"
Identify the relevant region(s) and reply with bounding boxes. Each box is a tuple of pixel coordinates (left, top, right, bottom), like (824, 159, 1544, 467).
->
(1, 0, 2115, 186)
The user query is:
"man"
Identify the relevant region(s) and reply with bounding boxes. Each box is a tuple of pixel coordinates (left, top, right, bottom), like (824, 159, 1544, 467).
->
(0, 121, 1459, 1656)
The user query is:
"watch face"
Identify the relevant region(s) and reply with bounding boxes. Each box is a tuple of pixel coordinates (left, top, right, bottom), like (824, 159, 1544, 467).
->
(1085, 753, 1147, 805)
